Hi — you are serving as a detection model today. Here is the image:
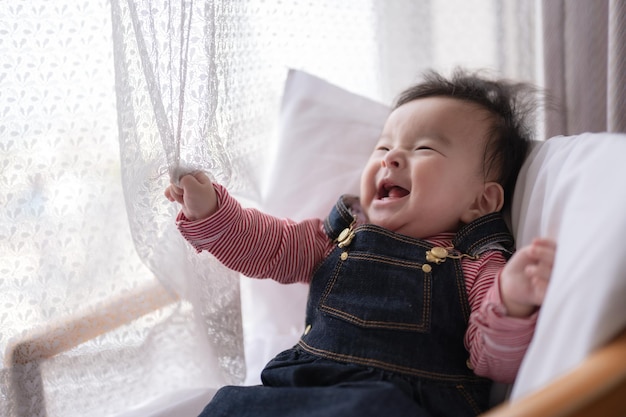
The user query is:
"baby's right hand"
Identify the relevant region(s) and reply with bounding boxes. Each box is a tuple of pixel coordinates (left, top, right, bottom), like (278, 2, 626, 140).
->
(164, 171, 218, 221)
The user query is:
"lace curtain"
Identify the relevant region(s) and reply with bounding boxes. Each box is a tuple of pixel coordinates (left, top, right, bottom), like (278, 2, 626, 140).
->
(0, 1, 538, 416)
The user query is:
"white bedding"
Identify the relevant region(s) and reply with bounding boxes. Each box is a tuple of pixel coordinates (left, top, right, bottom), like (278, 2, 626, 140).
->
(510, 133, 626, 398)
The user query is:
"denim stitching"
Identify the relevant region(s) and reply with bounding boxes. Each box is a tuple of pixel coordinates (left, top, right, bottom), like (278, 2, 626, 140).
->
(465, 233, 514, 256)
(319, 249, 345, 303)
(324, 196, 355, 239)
(456, 384, 482, 415)
(356, 225, 434, 248)
(454, 213, 514, 256)
(319, 305, 429, 331)
(319, 252, 431, 332)
(453, 259, 471, 321)
(297, 340, 484, 383)
(339, 252, 426, 268)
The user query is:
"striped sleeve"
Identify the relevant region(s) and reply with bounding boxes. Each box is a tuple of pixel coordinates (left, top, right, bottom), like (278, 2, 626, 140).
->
(462, 251, 538, 383)
(176, 183, 332, 284)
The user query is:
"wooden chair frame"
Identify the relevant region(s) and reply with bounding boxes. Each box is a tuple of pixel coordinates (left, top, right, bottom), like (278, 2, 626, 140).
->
(4, 281, 178, 417)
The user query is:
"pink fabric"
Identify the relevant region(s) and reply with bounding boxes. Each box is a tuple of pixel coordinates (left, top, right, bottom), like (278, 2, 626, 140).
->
(178, 183, 537, 383)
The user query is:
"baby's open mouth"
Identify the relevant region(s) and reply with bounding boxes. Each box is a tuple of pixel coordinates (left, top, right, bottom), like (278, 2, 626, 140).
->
(377, 182, 410, 199)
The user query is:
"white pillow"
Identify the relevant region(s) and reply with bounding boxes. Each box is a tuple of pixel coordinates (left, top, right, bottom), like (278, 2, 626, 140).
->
(240, 69, 389, 384)
(510, 132, 626, 399)
(261, 69, 390, 219)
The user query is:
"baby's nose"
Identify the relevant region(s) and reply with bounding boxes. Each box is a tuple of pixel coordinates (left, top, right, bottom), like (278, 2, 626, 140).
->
(381, 150, 402, 168)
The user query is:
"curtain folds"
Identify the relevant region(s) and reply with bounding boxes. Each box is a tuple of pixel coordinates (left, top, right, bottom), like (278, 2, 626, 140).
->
(111, 0, 246, 385)
(608, 0, 626, 132)
(542, 0, 626, 136)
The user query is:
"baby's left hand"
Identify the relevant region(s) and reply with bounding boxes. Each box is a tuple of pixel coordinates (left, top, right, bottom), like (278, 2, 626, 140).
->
(500, 238, 557, 317)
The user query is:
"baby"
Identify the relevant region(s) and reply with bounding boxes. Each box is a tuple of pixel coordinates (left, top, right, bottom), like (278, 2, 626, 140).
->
(165, 69, 556, 417)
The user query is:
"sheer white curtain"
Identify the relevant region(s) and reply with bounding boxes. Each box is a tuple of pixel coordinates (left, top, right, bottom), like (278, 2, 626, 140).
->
(0, 1, 539, 416)
(1, 2, 236, 417)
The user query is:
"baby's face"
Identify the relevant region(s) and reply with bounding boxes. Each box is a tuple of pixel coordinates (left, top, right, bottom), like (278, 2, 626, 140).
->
(359, 96, 495, 239)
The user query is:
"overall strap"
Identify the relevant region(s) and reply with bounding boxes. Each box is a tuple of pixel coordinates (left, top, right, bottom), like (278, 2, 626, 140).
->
(323, 195, 359, 241)
(453, 212, 515, 258)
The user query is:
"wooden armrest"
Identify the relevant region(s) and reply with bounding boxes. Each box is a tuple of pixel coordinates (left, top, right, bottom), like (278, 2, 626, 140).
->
(4, 280, 179, 367)
(482, 327, 626, 417)
(4, 280, 180, 417)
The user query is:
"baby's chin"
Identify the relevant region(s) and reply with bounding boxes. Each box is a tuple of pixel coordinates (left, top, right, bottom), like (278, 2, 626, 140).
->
(369, 217, 459, 239)
(367, 217, 412, 236)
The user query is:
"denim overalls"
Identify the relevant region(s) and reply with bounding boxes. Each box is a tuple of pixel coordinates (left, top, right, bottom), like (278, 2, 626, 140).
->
(200, 196, 514, 417)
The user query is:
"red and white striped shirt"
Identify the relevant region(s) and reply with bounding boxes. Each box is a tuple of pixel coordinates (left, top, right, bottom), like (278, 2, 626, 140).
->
(177, 183, 537, 383)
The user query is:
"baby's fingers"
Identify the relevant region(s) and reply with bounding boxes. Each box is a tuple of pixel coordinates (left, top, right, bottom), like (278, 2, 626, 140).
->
(165, 184, 184, 204)
(530, 274, 550, 302)
(191, 171, 211, 184)
(525, 262, 552, 281)
(529, 238, 557, 264)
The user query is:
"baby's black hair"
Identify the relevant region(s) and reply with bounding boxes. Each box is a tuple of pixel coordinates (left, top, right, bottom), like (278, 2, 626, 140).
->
(394, 69, 538, 210)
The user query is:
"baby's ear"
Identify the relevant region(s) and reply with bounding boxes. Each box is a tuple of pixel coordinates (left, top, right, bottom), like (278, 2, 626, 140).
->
(461, 182, 504, 223)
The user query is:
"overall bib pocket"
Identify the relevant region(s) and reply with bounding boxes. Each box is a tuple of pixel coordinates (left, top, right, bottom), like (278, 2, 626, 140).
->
(319, 251, 432, 332)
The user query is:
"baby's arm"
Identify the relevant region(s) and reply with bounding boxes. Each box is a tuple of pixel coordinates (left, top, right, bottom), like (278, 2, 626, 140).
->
(499, 238, 557, 317)
(164, 172, 217, 221)
(164, 173, 331, 283)
(466, 240, 556, 382)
